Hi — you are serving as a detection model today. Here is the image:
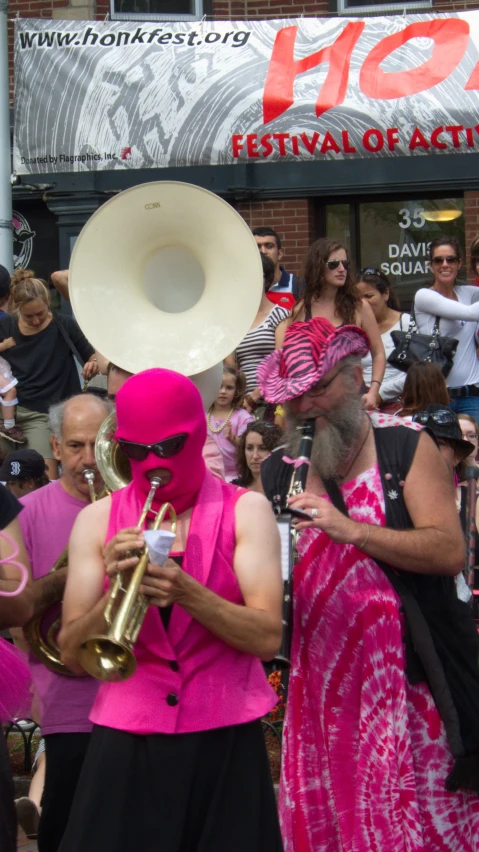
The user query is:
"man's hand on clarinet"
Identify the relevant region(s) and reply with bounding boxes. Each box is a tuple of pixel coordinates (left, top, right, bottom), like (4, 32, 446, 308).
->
(288, 490, 359, 543)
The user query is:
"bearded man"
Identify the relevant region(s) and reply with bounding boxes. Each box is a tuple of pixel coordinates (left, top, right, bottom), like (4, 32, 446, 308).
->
(58, 368, 283, 852)
(258, 316, 479, 852)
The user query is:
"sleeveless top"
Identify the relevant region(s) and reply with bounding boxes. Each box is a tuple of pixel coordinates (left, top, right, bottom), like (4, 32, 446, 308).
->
(90, 472, 277, 735)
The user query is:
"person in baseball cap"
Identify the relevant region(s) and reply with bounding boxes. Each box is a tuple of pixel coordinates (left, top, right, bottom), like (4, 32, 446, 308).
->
(0, 449, 49, 497)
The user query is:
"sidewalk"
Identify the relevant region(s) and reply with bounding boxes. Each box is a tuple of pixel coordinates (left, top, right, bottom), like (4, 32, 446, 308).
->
(17, 826, 37, 852)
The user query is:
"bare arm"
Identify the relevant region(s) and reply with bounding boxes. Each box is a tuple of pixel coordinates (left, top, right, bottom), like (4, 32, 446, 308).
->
(0, 518, 33, 628)
(51, 270, 70, 302)
(224, 353, 236, 368)
(140, 491, 284, 660)
(30, 566, 67, 617)
(275, 303, 304, 350)
(0, 337, 15, 353)
(359, 301, 386, 409)
(290, 431, 464, 576)
(58, 499, 110, 673)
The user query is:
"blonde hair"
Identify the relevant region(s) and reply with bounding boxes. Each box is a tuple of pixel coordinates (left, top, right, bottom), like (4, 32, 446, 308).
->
(9, 268, 50, 315)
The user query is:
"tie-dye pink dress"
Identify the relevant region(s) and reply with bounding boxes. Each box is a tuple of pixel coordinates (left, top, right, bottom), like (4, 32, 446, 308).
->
(279, 461, 479, 852)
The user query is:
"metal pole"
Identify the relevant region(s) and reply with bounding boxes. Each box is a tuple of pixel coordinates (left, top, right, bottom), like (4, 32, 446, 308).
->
(0, 0, 12, 272)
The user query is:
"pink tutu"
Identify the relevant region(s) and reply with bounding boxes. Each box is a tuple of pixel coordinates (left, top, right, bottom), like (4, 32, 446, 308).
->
(0, 636, 31, 723)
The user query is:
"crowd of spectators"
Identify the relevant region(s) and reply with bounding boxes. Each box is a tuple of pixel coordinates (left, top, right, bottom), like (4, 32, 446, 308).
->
(3, 225, 479, 852)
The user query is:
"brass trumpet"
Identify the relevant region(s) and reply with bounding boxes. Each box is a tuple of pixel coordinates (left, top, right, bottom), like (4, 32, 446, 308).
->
(77, 477, 177, 683)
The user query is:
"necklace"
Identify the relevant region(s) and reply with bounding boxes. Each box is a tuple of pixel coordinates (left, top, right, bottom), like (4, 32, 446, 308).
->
(207, 407, 234, 433)
(336, 417, 372, 483)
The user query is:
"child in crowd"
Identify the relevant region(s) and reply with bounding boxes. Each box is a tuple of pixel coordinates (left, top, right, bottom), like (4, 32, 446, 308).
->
(0, 337, 25, 444)
(0, 449, 49, 497)
(207, 366, 254, 481)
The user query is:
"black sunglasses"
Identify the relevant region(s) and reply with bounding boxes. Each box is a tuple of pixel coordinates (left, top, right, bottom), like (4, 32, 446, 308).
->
(326, 259, 350, 271)
(117, 433, 188, 462)
(360, 267, 381, 277)
(431, 255, 459, 266)
(412, 410, 457, 426)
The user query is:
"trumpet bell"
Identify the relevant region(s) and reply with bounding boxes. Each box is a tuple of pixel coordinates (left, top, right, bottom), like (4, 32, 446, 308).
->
(69, 181, 263, 377)
(77, 635, 137, 683)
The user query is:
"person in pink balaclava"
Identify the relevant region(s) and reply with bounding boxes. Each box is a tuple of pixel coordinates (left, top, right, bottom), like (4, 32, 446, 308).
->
(57, 368, 284, 852)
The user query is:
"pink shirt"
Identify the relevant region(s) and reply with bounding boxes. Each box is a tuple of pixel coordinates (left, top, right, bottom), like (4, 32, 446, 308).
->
(207, 408, 254, 481)
(19, 480, 99, 735)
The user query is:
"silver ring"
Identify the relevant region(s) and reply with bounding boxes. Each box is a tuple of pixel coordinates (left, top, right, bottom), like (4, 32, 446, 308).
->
(311, 508, 318, 518)
(113, 560, 118, 570)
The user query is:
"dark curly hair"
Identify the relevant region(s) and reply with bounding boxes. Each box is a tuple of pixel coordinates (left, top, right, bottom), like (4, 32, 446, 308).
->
(235, 421, 282, 487)
(302, 238, 360, 324)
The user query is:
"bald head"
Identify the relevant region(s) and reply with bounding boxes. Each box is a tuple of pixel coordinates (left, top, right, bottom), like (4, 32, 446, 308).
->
(49, 393, 111, 442)
(49, 394, 111, 500)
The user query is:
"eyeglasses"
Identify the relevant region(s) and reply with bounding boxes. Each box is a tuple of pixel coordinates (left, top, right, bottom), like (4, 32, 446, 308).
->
(412, 410, 457, 426)
(117, 433, 187, 461)
(359, 267, 381, 277)
(326, 259, 350, 271)
(431, 255, 459, 266)
(462, 432, 478, 441)
(306, 366, 346, 397)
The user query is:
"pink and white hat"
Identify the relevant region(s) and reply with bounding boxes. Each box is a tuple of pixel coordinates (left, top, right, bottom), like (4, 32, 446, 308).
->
(258, 316, 370, 403)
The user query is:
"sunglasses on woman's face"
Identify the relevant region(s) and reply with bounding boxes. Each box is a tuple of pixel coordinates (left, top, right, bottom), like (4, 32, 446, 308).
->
(117, 433, 188, 461)
(326, 259, 350, 271)
(431, 255, 459, 266)
(412, 410, 457, 426)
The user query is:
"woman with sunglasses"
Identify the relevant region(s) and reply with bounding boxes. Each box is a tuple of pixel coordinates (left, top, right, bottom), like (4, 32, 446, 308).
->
(276, 238, 385, 410)
(414, 236, 479, 420)
(357, 268, 410, 413)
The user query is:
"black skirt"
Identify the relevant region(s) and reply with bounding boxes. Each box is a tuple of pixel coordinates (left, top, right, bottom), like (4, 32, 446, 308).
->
(58, 720, 283, 852)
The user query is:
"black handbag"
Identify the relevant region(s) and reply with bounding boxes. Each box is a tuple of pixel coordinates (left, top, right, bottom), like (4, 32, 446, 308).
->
(388, 303, 458, 378)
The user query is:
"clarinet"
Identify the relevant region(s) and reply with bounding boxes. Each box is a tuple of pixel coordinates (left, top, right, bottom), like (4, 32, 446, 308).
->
(273, 419, 315, 669)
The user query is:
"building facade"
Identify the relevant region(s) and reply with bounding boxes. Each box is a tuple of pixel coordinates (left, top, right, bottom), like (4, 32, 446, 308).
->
(8, 0, 479, 299)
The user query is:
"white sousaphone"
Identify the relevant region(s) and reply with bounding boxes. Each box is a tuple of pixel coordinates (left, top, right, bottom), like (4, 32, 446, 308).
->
(69, 180, 263, 405)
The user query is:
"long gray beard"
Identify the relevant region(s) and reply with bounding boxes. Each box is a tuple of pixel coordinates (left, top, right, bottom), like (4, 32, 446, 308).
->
(286, 394, 365, 481)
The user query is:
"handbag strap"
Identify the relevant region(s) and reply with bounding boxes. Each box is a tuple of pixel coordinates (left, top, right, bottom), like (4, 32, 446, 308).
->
(409, 298, 441, 338)
(52, 313, 85, 366)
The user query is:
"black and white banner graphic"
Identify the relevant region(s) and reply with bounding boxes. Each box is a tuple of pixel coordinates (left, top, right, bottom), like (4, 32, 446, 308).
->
(13, 14, 479, 173)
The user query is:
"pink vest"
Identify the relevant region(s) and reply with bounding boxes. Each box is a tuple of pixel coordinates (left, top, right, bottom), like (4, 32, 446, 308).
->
(90, 472, 276, 734)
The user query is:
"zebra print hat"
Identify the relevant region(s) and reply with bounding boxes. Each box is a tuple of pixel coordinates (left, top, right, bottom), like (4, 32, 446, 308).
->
(257, 316, 370, 403)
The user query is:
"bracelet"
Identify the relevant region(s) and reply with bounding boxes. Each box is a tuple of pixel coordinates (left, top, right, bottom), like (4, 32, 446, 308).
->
(359, 523, 370, 549)
(370, 380, 381, 386)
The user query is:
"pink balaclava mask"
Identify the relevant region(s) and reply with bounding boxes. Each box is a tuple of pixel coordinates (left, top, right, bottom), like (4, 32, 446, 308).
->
(115, 368, 206, 515)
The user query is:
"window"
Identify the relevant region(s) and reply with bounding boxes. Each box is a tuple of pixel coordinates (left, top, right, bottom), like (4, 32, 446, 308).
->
(110, 0, 205, 22)
(337, 0, 431, 15)
(323, 195, 465, 308)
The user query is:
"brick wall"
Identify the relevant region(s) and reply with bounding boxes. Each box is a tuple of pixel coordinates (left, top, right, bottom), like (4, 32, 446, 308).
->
(234, 198, 315, 276)
(213, 0, 329, 18)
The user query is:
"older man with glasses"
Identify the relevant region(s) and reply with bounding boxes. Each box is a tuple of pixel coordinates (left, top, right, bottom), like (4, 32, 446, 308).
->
(258, 315, 479, 852)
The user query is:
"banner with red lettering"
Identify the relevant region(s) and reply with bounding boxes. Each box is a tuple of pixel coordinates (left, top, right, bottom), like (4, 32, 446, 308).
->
(13, 13, 479, 173)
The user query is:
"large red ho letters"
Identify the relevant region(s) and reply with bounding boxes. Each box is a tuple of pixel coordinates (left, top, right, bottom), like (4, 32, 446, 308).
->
(263, 19, 475, 123)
